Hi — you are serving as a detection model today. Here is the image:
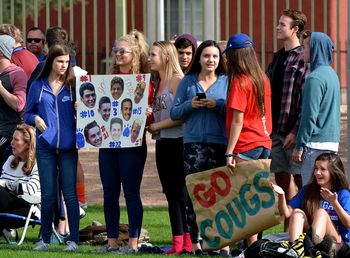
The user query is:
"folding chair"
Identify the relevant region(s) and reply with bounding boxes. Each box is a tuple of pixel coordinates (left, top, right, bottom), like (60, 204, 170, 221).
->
(0, 194, 62, 245)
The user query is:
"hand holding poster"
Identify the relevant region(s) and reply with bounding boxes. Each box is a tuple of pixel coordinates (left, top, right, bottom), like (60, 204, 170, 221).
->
(186, 159, 282, 250)
(76, 74, 150, 148)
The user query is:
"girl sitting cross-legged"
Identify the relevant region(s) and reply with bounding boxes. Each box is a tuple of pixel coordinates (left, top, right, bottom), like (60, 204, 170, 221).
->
(272, 153, 350, 255)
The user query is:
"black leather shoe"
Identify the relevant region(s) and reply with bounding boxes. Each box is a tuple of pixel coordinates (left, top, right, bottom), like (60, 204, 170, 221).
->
(194, 249, 208, 256)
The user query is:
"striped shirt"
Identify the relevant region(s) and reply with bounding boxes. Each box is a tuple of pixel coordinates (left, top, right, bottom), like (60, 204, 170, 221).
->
(0, 155, 40, 196)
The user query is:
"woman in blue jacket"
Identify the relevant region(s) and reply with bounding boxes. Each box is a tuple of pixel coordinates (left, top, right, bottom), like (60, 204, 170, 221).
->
(170, 40, 227, 254)
(25, 44, 79, 251)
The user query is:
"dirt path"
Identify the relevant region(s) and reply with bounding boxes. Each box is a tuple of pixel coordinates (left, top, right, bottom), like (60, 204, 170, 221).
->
(81, 119, 348, 206)
(80, 134, 167, 206)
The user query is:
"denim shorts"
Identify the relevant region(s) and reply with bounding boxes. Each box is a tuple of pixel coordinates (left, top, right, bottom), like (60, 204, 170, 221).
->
(236, 146, 271, 161)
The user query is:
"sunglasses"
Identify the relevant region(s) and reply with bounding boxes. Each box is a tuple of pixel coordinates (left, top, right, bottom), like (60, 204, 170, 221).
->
(112, 47, 132, 55)
(27, 38, 44, 43)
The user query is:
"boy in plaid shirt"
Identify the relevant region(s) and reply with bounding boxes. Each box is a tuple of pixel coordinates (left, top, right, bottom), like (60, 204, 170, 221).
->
(266, 9, 309, 213)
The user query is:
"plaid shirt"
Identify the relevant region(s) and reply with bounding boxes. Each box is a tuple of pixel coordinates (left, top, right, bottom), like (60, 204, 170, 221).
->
(266, 46, 309, 136)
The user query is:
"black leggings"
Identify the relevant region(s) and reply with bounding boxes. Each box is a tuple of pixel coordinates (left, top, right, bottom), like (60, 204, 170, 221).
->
(156, 138, 188, 236)
(0, 186, 30, 217)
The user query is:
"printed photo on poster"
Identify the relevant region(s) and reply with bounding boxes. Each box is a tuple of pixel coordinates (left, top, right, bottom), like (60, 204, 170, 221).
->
(76, 74, 150, 149)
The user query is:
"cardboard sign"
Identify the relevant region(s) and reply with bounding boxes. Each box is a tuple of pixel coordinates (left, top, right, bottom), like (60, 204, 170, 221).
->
(76, 74, 150, 148)
(186, 159, 282, 250)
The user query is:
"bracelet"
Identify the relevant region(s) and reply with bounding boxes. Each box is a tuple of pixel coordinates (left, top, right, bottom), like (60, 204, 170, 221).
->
(225, 153, 234, 157)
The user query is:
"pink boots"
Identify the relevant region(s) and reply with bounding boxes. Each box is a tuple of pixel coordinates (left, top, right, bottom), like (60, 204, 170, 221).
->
(183, 232, 193, 253)
(164, 235, 184, 254)
(164, 233, 193, 255)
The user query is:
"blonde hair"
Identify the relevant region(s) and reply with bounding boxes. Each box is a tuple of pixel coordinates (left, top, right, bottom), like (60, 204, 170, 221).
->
(0, 24, 23, 44)
(109, 29, 149, 74)
(152, 41, 183, 83)
(10, 124, 36, 176)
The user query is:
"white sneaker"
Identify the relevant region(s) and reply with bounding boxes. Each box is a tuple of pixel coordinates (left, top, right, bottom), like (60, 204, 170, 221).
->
(2, 229, 18, 243)
(79, 207, 86, 219)
(64, 241, 78, 251)
(34, 241, 50, 251)
(79, 202, 88, 209)
(2, 229, 16, 239)
(32, 205, 41, 219)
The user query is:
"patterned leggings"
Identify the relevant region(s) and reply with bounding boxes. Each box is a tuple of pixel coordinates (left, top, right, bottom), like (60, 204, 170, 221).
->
(183, 142, 226, 243)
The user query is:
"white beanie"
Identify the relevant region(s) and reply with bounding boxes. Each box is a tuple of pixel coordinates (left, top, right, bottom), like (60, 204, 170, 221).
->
(0, 35, 15, 59)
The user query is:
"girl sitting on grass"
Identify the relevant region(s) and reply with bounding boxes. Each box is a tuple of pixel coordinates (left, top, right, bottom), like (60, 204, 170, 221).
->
(272, 153, 350, 254)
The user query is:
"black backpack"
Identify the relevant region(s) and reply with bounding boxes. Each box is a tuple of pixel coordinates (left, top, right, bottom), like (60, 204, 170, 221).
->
(244, 233, 330, 258)
(244, 239, 290, 258)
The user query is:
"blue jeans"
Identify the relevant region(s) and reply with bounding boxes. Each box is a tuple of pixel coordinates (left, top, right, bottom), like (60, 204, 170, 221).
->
(99, 144, 147, 239)
(236, 146, 271, 161)
(36, 148, 79, 243)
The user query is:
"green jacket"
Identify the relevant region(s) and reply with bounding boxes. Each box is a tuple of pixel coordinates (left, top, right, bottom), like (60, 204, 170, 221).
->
(296, 32, 340, 151)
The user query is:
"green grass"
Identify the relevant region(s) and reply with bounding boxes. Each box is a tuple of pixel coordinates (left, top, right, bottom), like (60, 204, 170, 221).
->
(0, 205, 283, 257)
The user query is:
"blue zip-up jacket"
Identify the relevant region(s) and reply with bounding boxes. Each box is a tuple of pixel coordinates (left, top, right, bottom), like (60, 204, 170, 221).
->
(24, 78, 76, 151)
(170, 73, 228, 145)
(295, 32, 340, 151)
(27, 56, 77, 96)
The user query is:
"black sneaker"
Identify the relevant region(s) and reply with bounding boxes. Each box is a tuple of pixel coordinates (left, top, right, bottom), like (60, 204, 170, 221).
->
(315, 236, 337, 258)
(219, 250, 231, 257)
(230, 249, 244, 258)
(180, 249, 194, 255)
(207, 250, 220, 256)
(195, 249, 208, 256)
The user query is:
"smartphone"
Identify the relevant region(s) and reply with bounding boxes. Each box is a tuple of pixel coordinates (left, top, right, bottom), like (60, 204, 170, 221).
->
(196, 92, 206, 100)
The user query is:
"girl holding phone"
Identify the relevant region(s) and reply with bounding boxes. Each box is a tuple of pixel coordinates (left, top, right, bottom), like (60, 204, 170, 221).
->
(171, 40, 228, 255)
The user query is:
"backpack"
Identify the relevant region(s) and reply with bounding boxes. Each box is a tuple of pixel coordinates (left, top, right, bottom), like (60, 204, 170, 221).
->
(245, 233, 330, 258)
(244, 239, 290, 258)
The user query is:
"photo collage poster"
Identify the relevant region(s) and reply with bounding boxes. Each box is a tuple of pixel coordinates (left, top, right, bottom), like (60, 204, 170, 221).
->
(76, 74, 150, 149)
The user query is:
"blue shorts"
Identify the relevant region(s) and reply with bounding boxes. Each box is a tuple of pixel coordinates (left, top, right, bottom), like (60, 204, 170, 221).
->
(236, 146, 271, 161)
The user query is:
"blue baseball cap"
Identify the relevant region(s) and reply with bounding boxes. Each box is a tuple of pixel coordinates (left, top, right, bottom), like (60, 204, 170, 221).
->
(222, 33, 253, 54)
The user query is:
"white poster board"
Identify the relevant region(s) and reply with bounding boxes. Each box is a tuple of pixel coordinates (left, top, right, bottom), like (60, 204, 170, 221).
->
(76, 74, 150, 148)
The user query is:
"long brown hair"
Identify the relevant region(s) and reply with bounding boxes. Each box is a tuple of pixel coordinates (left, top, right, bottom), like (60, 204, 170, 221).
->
(187, 40, 226, 76)
(303, 153, 349, 223)
(226, 46, 266, 116)
(37, 44, 75, 89)
(10, 124, 36, 176)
